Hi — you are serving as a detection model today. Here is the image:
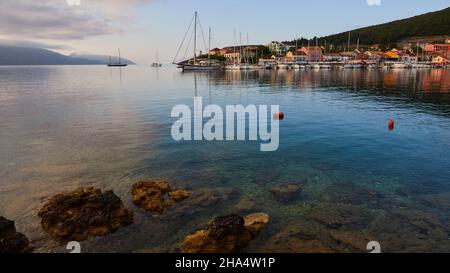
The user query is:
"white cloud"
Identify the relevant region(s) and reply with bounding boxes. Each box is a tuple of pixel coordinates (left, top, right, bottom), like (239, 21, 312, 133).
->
(0, 0, 156, 41)
(367, 0, 382, 6)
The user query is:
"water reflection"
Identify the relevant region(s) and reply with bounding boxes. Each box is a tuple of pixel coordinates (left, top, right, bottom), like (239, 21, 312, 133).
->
(0, 66, 449, 253)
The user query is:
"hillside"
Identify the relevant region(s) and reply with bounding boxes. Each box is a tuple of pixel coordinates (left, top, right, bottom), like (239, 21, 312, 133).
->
(317, 7, 450, 46)
(70, 54, 135, 65)
(0, 45, 136, 65)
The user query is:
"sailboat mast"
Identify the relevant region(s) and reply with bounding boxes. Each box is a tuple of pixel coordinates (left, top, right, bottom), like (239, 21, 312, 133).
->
(193, 11, 197, 63)
(118, 48, 121, 65)
(316, 36, 318, 62)
(347, 32, 351, 52)
(246, 33, 249, 64)
(239, 32, 242, 64)
(208, 27, 211, 65)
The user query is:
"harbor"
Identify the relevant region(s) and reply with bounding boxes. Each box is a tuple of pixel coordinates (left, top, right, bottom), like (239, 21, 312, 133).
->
(1, 1, 449, 257)
(173, 12, 448, 71)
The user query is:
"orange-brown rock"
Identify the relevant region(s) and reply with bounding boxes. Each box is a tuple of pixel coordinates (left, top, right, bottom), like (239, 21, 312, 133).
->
(169, 189, 191, 203)
(180, 213, 269, 253)
(132, 179, 172, 214)
(38, 187, 133, 241)
(131, 179, 190, 214)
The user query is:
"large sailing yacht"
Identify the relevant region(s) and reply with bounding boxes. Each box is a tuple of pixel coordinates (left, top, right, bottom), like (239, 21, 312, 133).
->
(173, 12, 221, 71)
(107, 48, 128, 67)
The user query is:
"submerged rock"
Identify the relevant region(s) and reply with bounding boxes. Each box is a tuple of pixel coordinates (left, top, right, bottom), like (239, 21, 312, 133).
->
(163, 187, 238, 220)
(269, 183, 302, 202)
(257, 221, 334, 253)
(132, 179, 172, 214)
(168, 190, 191, 203)
(180, 213, 269, 253)
(38, 187, 133, 241)
(243, 213, 270, 237)
(323, 182, 384, 207)
(131, 179, 191, 214)
(0, 217, 33, 253)
(234, 196, 257, 214)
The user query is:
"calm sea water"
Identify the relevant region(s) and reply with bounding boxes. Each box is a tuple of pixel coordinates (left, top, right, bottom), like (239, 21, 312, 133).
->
(0, 65, 449, 253)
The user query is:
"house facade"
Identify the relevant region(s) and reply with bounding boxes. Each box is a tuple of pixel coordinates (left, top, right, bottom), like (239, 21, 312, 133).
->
(224, 50, 241, 63)
(425, 44, 450, 58)
(299, 46, 323, 62)
(432, 55, 448, 66)
(364, 51, 389, 62)
(209, 48, 221, 56)
(268, 41, 288, 55)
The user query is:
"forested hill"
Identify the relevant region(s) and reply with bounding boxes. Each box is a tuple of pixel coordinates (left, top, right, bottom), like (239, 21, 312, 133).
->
(316, 7, 450, 46)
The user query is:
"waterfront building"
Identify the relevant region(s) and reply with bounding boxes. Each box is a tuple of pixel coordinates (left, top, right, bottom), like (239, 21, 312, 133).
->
(268, 41, 288, 55)
(385, 50, 401, 61)
(425, 44, 450, 58)
(299, 46, 323, 62)
(432, 55, 448, 66)
(209, 48, 221, 56)
(224, 50, 241, 63)
(364, 51, 389, 62)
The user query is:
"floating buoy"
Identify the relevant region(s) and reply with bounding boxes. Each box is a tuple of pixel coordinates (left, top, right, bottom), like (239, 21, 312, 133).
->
(274, 112, 285, 120)
(388, 119, 395, 130)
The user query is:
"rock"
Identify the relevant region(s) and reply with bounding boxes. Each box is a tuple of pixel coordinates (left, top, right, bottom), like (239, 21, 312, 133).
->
(257, 221, 334, 253)
(305, 203, 374, 230)
(207, 215, 246, 241)
(329, 230, 374, 252)
(131, 179, 190, 214)
(243, 213, 270, 237)
(38, 187, 133, 241)
(132, 179, 171, 214)
(163, 187, 238, 219)
(0, 217, 33, 253)
(168, 190, 191, 203)
(180, 213, 269, 253)
(269, 184, 302, 202)
(369, 208, 450, 252)
(323, 182, 384, 207)
(234, 196, 257, 214)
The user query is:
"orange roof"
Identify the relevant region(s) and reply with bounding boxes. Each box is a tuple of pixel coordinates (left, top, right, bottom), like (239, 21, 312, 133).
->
(385, 51, 400, 58)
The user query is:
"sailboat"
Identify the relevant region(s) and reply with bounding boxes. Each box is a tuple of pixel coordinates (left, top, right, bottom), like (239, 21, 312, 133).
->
(173, 12, 221, 71)
(151, 51, 163, 67)
(107, 48, 128, 67)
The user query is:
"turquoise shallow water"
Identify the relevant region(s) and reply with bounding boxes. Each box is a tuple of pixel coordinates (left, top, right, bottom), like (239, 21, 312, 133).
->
(0, 65, 449, 252)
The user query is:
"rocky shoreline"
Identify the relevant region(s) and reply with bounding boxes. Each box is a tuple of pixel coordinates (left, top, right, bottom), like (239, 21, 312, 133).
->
(2, 178, 449, 253)
(1, 179, 271, 253)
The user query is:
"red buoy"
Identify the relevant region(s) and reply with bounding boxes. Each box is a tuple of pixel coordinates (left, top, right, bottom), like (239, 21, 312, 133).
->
(388, 119, 395, 130)
(274, 112, 285, 120)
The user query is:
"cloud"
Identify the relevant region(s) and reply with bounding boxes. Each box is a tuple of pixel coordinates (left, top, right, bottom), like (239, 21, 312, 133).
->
(366, 0, 382, 6)
(0, 0, 155, 41)
(0, 39, 71, 50)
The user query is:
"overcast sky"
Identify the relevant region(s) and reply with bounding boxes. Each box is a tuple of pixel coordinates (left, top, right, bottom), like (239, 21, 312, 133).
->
(0, 0, 449, 64)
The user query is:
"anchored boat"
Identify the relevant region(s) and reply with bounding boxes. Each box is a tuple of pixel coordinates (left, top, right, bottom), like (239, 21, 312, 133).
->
(151, 51, 162, 67)
(173, 12, 221, 71)
(107, 49, 128, 67)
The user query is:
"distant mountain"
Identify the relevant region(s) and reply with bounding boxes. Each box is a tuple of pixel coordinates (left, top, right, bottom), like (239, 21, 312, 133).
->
(318, 7, 450, 46)
(0, 45, 135, 65)
(70, 54, 135, 65)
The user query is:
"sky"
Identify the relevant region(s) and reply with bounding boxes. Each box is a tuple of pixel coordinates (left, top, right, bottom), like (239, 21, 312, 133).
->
(0, 0, 449, 64)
